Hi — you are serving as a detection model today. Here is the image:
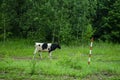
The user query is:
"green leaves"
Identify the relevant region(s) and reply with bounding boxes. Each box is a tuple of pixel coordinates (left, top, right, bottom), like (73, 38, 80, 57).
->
(93, 0, 120, 43)
(0, 0, 119, 43)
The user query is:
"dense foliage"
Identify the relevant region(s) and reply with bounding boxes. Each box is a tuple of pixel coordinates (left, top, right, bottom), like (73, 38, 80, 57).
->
(0, 0, 120, 44)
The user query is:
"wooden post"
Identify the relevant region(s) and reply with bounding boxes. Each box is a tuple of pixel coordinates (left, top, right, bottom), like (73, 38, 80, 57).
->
(88, 37, 93, 65)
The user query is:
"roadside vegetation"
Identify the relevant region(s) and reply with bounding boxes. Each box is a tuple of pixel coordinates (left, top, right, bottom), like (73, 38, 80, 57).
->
(0, 40, 119, 80)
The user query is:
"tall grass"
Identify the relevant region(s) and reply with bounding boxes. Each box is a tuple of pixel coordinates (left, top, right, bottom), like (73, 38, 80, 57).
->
(0, 39, 34, 57)
(0, 40, 120, 80)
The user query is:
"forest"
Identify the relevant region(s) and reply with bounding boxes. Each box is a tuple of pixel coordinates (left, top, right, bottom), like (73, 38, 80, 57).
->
(0, 0, 120, 44)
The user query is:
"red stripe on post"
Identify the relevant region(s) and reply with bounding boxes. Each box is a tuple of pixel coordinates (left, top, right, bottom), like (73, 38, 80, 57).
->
(89, 54, 91, 57)
(91, 37, 94, 42)
(90, 46, 92, 50)
(88, 61, 90, 64)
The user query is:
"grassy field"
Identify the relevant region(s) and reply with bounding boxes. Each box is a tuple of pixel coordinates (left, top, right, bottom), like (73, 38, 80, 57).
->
(0, 40, 120, 80)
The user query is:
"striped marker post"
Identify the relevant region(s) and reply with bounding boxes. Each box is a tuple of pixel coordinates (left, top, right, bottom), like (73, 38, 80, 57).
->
(88, 37, 94, 65)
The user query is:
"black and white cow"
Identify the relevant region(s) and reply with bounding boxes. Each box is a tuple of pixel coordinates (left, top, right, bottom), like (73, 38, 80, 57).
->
(33, 42, 61, 59)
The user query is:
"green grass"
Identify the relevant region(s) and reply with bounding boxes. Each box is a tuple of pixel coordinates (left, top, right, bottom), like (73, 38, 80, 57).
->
(0, 40, 120, 80)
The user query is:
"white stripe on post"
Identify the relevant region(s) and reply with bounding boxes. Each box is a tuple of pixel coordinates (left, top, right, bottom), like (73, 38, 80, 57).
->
(90, 42, 93, 47)
(88, 57, 91, 62)
(90, 50, 92, 54)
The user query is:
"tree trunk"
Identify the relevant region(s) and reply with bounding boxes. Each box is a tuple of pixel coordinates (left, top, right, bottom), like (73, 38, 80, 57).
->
(52, 27, 55, 43)
(3, 14, 6, 42)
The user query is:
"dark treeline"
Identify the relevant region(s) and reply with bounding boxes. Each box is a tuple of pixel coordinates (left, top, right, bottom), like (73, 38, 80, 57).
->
(0, 0, 120, 44)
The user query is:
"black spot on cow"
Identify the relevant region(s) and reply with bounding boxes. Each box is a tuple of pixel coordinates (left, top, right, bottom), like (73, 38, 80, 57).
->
(49, 44, 61, 53)
(42, 43, 48, 50)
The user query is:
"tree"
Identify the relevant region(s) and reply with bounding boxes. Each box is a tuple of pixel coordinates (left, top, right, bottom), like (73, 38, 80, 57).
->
(93, 0, 120, 43)
(1, 0, 119, 44)
(0, 0, 14, 41)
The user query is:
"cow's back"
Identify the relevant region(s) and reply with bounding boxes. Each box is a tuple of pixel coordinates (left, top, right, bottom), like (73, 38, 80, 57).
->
(35, 43, 52, 52)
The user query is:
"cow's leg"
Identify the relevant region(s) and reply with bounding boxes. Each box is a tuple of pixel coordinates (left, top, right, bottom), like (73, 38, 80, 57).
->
(48, 51, 52, 59)
(33, 48, 38, 59)
(39, 52, 42, 59)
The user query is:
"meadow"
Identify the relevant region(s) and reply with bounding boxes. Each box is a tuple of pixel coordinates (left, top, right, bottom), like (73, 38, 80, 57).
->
(0, 40, 120, 80)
